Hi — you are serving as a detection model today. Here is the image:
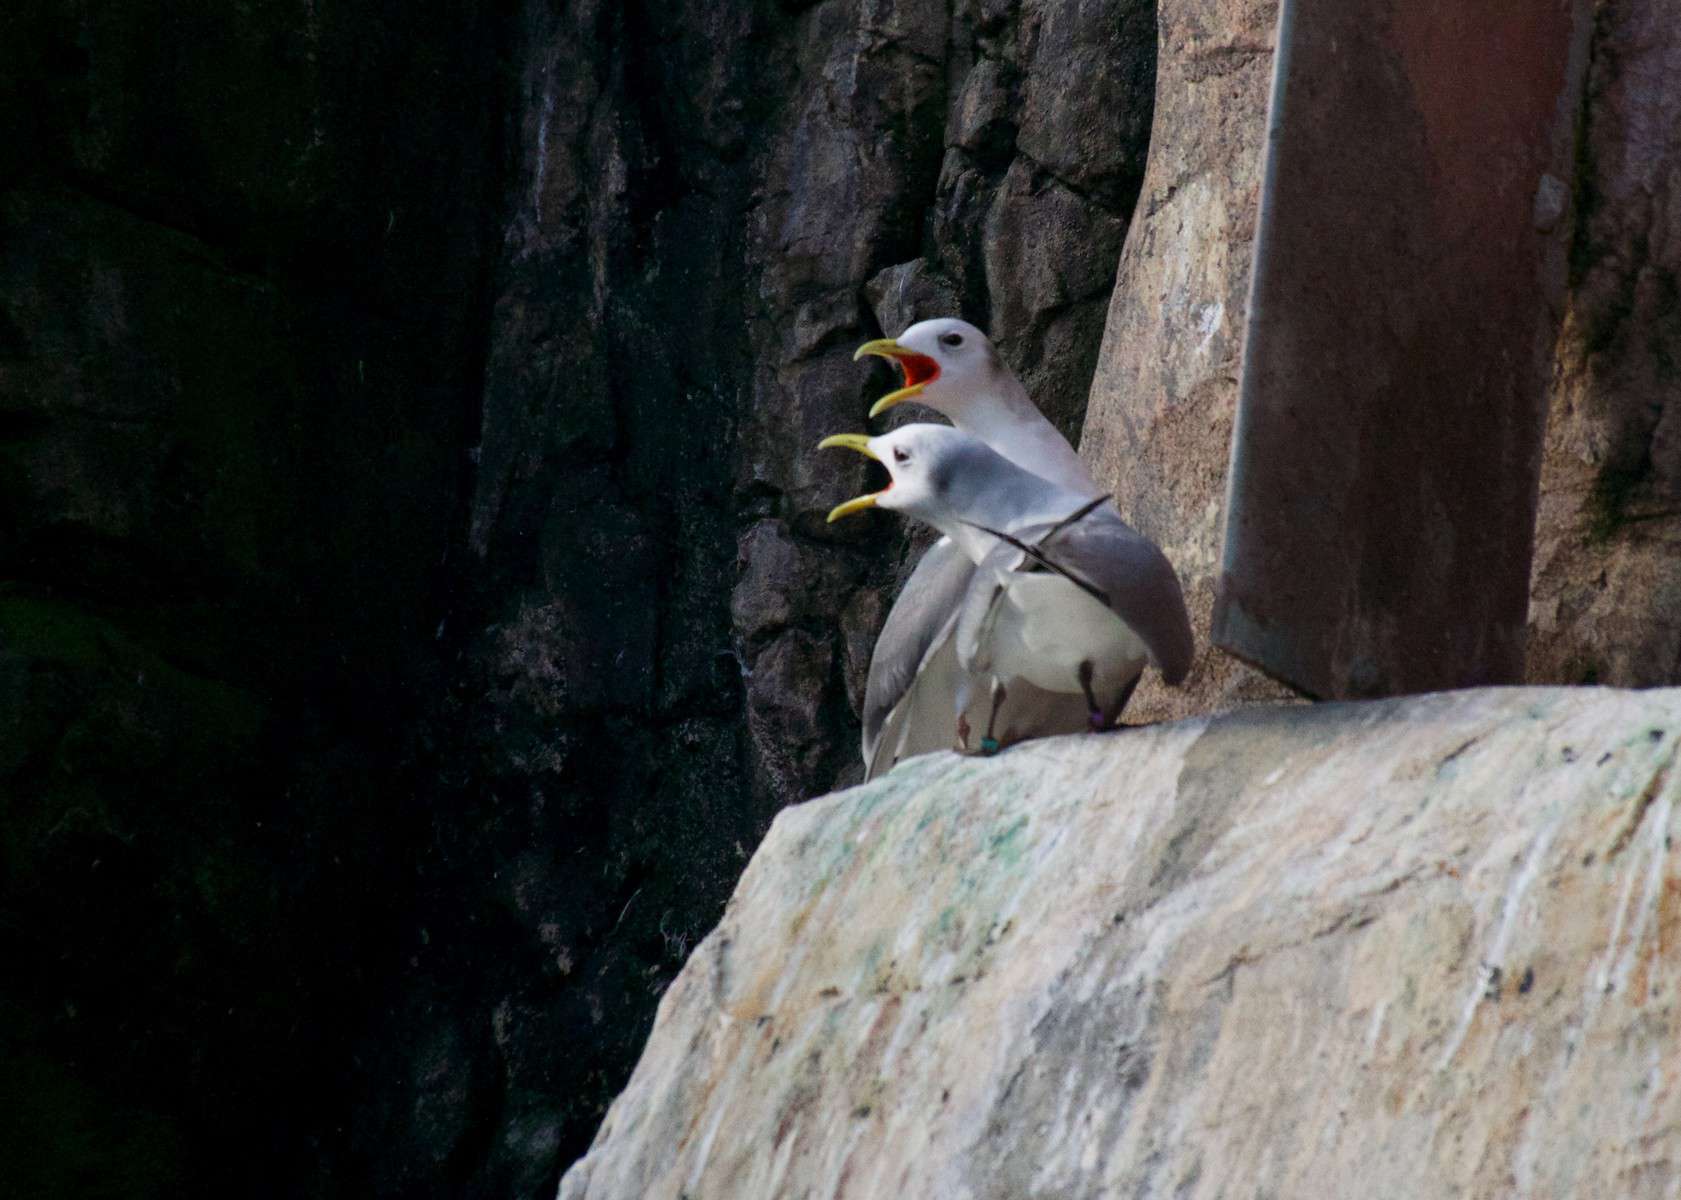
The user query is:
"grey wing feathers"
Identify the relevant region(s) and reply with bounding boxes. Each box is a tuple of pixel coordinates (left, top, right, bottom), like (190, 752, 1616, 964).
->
(952, 555, 1004, 676)
(1018, 513, 1196, 684)
(861, 538, 976, 771)
(866, 629, 963, 780)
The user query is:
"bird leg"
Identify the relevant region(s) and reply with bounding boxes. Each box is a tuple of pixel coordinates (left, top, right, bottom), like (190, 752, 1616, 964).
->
(1078, 661, 1105, 732)
(1109, 674, 1141, 729)
(954, 675, 975, 750)
(980, 679, 1007, 754)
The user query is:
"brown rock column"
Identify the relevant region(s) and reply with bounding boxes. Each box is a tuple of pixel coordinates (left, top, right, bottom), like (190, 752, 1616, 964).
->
(1213, 0, 1590, 699)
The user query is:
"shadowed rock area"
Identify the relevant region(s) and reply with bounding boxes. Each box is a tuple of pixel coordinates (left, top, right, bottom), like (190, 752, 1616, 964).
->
(0, 1, 1153, 1195)
(2, 2, 504, 1195)
(562, 687, 1681, 1199)
(446, 0, 1155, 1189)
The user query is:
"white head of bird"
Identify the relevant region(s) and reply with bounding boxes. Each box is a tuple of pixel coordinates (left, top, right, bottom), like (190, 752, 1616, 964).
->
(853, 318, 1004, 422)
(818, 425, 1087, 562)
(852, 318, 1100, 498)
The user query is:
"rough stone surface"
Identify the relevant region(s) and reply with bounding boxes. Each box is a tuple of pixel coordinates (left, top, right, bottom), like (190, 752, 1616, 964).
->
(1529, 0, 1681, 688)
(562, 687, 1681, 1199)
(1079, 0, 1294, 722)
(741, 0, 1157, 810)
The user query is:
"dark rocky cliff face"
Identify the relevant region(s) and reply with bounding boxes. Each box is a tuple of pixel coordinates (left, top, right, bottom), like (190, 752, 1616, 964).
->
(0, 2, 1153, 1195)
(3, 2, 505, 1196)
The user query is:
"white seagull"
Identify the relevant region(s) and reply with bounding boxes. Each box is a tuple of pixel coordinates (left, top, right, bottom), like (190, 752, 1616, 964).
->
(822, 425, 1193, 758)
(844, 319, 1179, 777)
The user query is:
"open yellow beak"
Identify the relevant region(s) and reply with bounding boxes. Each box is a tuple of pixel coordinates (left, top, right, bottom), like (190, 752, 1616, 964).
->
(854, 338, 941, 418)
(817, 433, 885, 522)
(852, 338, 906, 363)
(816, 433, 878, 460)
(826, 494, 879, 522)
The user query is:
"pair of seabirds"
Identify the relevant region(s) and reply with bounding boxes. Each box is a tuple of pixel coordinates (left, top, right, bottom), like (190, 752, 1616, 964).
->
(821, 318, 1194, 780)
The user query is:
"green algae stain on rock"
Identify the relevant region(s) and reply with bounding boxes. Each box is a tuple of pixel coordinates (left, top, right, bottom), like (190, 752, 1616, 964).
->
(987, 815, 1031, 867)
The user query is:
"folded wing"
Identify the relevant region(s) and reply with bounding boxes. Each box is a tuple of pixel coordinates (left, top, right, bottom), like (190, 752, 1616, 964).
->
(862, 537, 975, 778)
(965, 510, 1195, 687)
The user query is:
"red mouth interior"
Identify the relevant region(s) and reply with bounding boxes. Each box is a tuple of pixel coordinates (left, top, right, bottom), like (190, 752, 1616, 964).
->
(895, 353, 940, 388)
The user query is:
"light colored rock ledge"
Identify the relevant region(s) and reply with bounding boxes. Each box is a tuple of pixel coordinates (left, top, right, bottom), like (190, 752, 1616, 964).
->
(562, 687, 1681, 1199)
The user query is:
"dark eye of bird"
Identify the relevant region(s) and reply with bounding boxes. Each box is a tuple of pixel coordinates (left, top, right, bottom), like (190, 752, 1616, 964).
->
(939, 332, 963, 348)
(892, 447, 910, 465)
